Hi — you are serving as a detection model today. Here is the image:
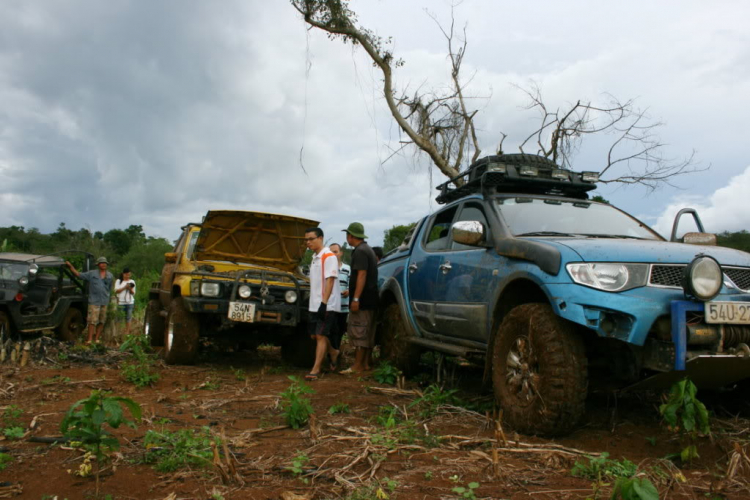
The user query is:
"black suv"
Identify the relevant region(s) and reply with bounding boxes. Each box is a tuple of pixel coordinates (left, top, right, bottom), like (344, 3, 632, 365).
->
(0, 252, 91, 342)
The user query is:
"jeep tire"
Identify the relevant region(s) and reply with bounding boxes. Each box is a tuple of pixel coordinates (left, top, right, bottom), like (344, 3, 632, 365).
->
(56, 308, 84, 342)
(281, 324, 316, 367)
(163, 298, 200, 365)
(144, 299, 165, 347)
(0, 311, 11, 341)
(379, 303, 421, 375)
(492, 303, 587, 436)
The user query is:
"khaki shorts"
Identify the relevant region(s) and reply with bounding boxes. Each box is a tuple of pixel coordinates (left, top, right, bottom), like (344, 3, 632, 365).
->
(87, 305, 108, 326)
(348, 309, 376, 348)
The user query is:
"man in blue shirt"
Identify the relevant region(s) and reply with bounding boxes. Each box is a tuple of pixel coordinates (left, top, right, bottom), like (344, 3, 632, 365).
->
(66, 256, 113, 343)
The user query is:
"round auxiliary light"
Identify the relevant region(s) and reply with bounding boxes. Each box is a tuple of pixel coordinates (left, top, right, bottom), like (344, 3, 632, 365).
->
(285, 290, 298, 304)
(28, 264, 39, 276)
(682, 255, 722, 301)
(238, 285, 252, 299)
(18, 276, 29, 287)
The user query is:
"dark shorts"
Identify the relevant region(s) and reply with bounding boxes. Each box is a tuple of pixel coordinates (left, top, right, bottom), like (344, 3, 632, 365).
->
(308, 311, 337, 338)
(330, 312, 348, 350)
(348, 309, 376, 348)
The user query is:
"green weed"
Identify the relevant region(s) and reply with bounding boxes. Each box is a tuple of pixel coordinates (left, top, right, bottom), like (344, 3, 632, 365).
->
(611, 476, 659, 500)
(410, 384, 461, 418)
(571, 453, 637, 481)
(0, 453, 12, 471)
(286, 451, 310, 484)
(41, 375, 72, 385)
(659, 378, 710, 463)
(452, 481, 480, 499)
(231, 366, 246, 381)
(373, 361, 402, 385)
(119, 334, 160, 388)
(328, 402, 351, 415)
(345, 477, 398, 500)
(142, 426, 217, 472)
(280, 376, 315, 429)
(3, 427, 24, 440)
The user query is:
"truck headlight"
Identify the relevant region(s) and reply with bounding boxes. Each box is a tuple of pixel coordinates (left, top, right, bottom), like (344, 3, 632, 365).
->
(28, 264, 39, 276)
(682, 255, 722, 301)
(238, 285, 252, 299)
(201, 282, 221, 297)
(18, 276, 29, 286)
(285, 290, 298, 304)
(566, 263, 649, 292)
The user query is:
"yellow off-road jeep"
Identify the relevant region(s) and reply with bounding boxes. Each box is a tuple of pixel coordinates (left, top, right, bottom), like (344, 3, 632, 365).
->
(145, 210, 316, 365)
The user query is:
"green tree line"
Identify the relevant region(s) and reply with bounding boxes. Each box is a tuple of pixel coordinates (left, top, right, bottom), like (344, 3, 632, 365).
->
(0, 224, 173, 309)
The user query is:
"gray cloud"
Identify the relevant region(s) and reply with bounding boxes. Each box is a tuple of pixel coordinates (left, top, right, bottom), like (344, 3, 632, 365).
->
(1, 0, 749, 246)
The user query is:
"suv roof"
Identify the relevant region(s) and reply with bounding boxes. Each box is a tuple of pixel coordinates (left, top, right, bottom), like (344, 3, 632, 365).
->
(436, 154, 598, 204)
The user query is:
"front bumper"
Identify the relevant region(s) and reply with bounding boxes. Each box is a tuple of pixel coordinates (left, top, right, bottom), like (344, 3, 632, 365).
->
(182, 297, 302, 326)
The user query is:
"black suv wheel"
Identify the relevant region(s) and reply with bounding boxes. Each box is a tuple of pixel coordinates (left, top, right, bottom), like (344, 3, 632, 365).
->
(379, 303, 421, 375)
(163, 298, 200, 365)
(57, 308, 84, 342)
(492, 303, 587, 436)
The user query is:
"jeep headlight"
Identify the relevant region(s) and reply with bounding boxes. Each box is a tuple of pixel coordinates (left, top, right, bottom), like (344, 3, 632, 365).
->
(285, 290, 298, 304)
(682, 255, 722, 301)
(201, 282, 221, 297)
(18, 276, 29, 287)
(238, 285, 252, 299)
(28, 264, 39, 276)
(567, 263, 649, 292)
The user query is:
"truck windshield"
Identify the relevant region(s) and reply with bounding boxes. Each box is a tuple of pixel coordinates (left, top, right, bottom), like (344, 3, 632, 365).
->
(0, 262, 29, 281)
(495, 198, 662, 240)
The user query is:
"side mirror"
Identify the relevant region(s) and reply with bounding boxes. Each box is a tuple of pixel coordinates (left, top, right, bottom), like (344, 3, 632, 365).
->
(164, 252, 178, 263)
(670, 208, 716, 246)
(452, 220, 486, 247)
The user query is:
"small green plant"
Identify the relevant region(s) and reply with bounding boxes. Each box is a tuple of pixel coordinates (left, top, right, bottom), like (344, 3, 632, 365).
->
(610, 476, 659, 500)
(0, 452, 12, 471)
(373, 361, 402, 385)
(410, 384, 461, 418)
(231, 366, 247, 381)
(375, 406, 400, 429)
(120, 334, 160, 388)
(452, 481, 480, 499)
(142, 426, 217, 472)
(41, 375, 72, 385)
(645, 436, 657, 447)
(60, 390, 141, 495)
(280, 376, 315, 429)
(286, 451, 310, 484)
(3, 427, 24, 440)
(571, 453, 637, 481)
(659, 378, 710, 463)
(424, 471, 433, 480)
(346, 477, 398, 500)
(2, 405, 23, 427)
(328, 402, 351, 415)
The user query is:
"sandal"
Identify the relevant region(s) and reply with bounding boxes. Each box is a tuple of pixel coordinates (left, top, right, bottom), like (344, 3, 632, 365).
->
(305, 373, 321, 381)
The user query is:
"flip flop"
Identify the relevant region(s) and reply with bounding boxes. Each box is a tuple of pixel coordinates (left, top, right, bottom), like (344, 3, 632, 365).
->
(304, 373, 321, 381)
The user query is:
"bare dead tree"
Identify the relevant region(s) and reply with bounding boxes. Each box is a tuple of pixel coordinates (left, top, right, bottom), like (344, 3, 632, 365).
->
(291, 0, 482, 183)
(516, 83, 704, 191)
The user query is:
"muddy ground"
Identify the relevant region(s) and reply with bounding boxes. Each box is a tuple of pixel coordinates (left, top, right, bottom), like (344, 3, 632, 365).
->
(0, 335, 749, 500)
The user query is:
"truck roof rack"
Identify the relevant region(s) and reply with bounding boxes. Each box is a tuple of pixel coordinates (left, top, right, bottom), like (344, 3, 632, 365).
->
(435, 154, 599, 204)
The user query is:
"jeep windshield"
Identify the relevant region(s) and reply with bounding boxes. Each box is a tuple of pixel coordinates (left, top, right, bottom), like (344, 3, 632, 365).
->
(0, 262, 29, 281)
(495, 197, 662, 240)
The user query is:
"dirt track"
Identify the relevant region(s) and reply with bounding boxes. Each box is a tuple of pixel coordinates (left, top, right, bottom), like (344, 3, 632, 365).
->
(1, 340, 749, 500)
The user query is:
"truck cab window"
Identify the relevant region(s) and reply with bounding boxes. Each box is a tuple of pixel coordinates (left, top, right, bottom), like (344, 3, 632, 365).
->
(424, 206, 458, 251)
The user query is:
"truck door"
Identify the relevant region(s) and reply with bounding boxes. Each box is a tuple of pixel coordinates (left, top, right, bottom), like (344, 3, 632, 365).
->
(431, 201, 496, 342)
(407, 204, 459, 335)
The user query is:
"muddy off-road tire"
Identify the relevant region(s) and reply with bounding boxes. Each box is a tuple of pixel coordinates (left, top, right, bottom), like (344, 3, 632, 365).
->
(281, 324, 316, 367)
(0, 311, 12, 341)
(492, 303, 587, 436)
(379, 303, 421, 375)
(144, 299, 165, 347)
(56, 308, 84, 342)
(163, 298, 200, 365)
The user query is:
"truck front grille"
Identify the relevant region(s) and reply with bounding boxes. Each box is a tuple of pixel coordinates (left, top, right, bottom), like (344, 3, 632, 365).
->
(649, 265, 685, 288)
(724, 267, 750, 292)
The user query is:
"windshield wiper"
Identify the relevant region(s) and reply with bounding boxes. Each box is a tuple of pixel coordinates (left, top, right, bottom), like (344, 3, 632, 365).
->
(516, 231, 579, 237)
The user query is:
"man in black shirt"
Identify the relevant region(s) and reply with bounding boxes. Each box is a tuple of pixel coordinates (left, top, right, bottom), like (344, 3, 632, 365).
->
(340, 222, 378, 374)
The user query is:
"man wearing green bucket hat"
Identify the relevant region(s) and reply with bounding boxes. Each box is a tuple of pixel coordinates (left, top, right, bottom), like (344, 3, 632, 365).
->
(340, 222, 379, 374)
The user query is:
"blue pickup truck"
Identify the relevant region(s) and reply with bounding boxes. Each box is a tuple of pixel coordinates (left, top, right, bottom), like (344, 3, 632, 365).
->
(376, 154, 750, 436)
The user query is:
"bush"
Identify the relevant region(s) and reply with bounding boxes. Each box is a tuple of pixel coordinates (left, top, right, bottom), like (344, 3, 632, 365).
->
(142, 426, 217, 472)
(280, 376, 315, 429)
(373, 362, 402, 385)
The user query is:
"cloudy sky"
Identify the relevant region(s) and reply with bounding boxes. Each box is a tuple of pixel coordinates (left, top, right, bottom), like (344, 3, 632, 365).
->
(1, 0, 749, 244)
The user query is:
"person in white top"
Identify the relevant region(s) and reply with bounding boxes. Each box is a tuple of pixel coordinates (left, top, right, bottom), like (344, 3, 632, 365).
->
(114, 268, 136, 335)
(304, 227, 340, 380)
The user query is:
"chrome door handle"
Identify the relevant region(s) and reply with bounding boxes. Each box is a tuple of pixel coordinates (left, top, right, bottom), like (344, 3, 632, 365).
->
(408, 263, 418, 273)
(439, 261, 452, 274)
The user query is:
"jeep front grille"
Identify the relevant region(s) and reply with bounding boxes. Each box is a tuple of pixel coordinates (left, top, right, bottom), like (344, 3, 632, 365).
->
(649, 265, 685, 288)
(724, 267, 750, 292)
